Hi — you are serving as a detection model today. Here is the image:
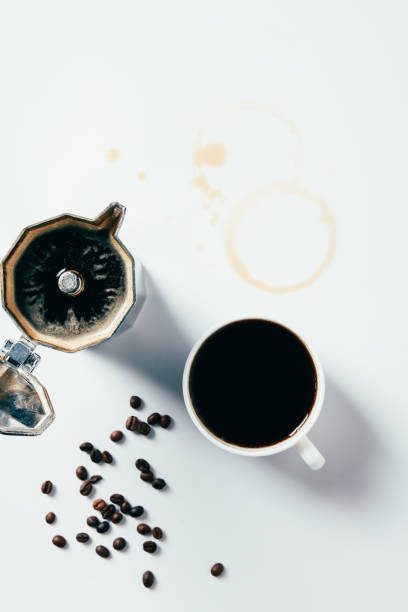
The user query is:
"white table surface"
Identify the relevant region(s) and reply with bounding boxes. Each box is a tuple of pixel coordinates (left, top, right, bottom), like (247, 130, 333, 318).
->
(0, 1, 406, 610)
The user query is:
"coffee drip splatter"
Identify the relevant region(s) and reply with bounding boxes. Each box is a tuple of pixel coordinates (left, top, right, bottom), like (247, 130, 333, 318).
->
(106, 148, 120, 162)
(192, 141, 227, 209)
(192, 104, 336, 292)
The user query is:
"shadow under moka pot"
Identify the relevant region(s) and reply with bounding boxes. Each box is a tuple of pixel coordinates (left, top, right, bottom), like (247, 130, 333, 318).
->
(0, 203, 145, 435)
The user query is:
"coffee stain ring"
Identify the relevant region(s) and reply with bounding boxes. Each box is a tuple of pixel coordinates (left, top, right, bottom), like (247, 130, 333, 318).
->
(224, 182, 337, 293)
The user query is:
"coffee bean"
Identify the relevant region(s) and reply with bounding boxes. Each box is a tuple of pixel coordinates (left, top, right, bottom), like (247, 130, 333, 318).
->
(121, 501, 131, 514)
(152, 478, 166, 490)
(89, 474, 102, 483)
(96, 521, 110, 534)
(76, 466, 88, 481)
(126, 415, 139, 431)
(147, 412, 161, 425)
(140, 471, 154, 483)
(137, 523, 151, 536)
(90, 449, 102, 463)
(76, 532, 89, 543)
(87, 516, 100, 528)
(79, 441, 93, 452)
(41, 480, 53, 494)
(143, 571, 154, 588)
(113, 537, 127, 551)
(211, 563, 224, 577)
(129, 505, 144, 518)
(110, 493, 125, 505)
(138, 421, 151, 435)
(111, 512, 123, 524)
(110, 430, 123, 442)
(102, 504, 115, 520)
(160, 414, 171, 429)
(52, 535, 66, 548)
(135, 458, 150, 473)
(102, 450, 113, 464)
(45, 512, 55, 524)
(152, 527, 163, 540)
(143, 541, 157, 553)
(93, 498, 106, 512)
(130, 395, 142, 409)
(79, 480, 93, 496)
(95, 545, 110, 558)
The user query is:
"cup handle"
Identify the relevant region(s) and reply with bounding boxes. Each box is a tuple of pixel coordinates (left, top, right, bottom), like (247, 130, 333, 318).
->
(295, 436, 325, 470)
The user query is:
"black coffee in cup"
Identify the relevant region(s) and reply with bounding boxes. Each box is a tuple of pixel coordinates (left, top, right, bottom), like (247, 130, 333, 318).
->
(188, 319, 317, 448)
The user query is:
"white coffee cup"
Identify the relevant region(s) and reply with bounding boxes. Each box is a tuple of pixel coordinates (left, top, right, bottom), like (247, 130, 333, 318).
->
(182, 317, 325, 470)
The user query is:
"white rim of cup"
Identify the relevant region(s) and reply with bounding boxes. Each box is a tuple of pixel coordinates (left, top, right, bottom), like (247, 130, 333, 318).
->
(182, 316, 325, 457)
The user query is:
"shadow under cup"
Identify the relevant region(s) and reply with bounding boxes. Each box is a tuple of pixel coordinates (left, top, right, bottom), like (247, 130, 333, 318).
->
(183, 318, 324, 457)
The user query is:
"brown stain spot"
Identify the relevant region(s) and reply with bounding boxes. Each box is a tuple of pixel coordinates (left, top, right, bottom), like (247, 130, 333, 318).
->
(193, 142, 227, 167)
(210, 211, 219, 227)
(224, 182, 337, 293)
(138, 171, 147, 180)
(192, 139, 227, 208)
(192, 173, 224, 202)
(106, 148, 120, 162)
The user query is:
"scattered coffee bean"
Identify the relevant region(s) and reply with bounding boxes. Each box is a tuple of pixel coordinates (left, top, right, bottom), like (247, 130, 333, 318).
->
(152, 527, 163, 540)
(102, 504, 115, 520)
(143, 570, 154, 588)
(79, 480, 93, 496)
(113, 537, 127, 551)
(110, 430, 123, 442)
(130, 395, 142, 409)
(52, 535, 66, 548)
(102, 450, 113, 464)
(135, 458, 150, 472)
(79, 441, 93, 453)
(143, 541, 157, 553)
(90, 448, 102, 463)
(76, 532, 89, 543)
(95, 545, 110, 558)
(87, 516, 100, 528)
(137, 523, 151, 536)
(41, 480, 53, 494)
(121, 501, 131, 514)
(110, 493, 125, 505)
(93, 498, 107, 512)
(126, 415, 139, 431)
(45, 512, 56, 524)
(211, 563, 224, 577)
(89, 474, 102, 484)
(160, 414, 171, 429)
(152, 478, 166, 490)
(129, 505, 144, 518)
(138, 421, 151, 435)
(96, 521, 110, 534)
(140, 471, 154, 483)
(111, 512, 123, 524)
(76, 466, 88, 481)
(147, 412, 161, 426)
